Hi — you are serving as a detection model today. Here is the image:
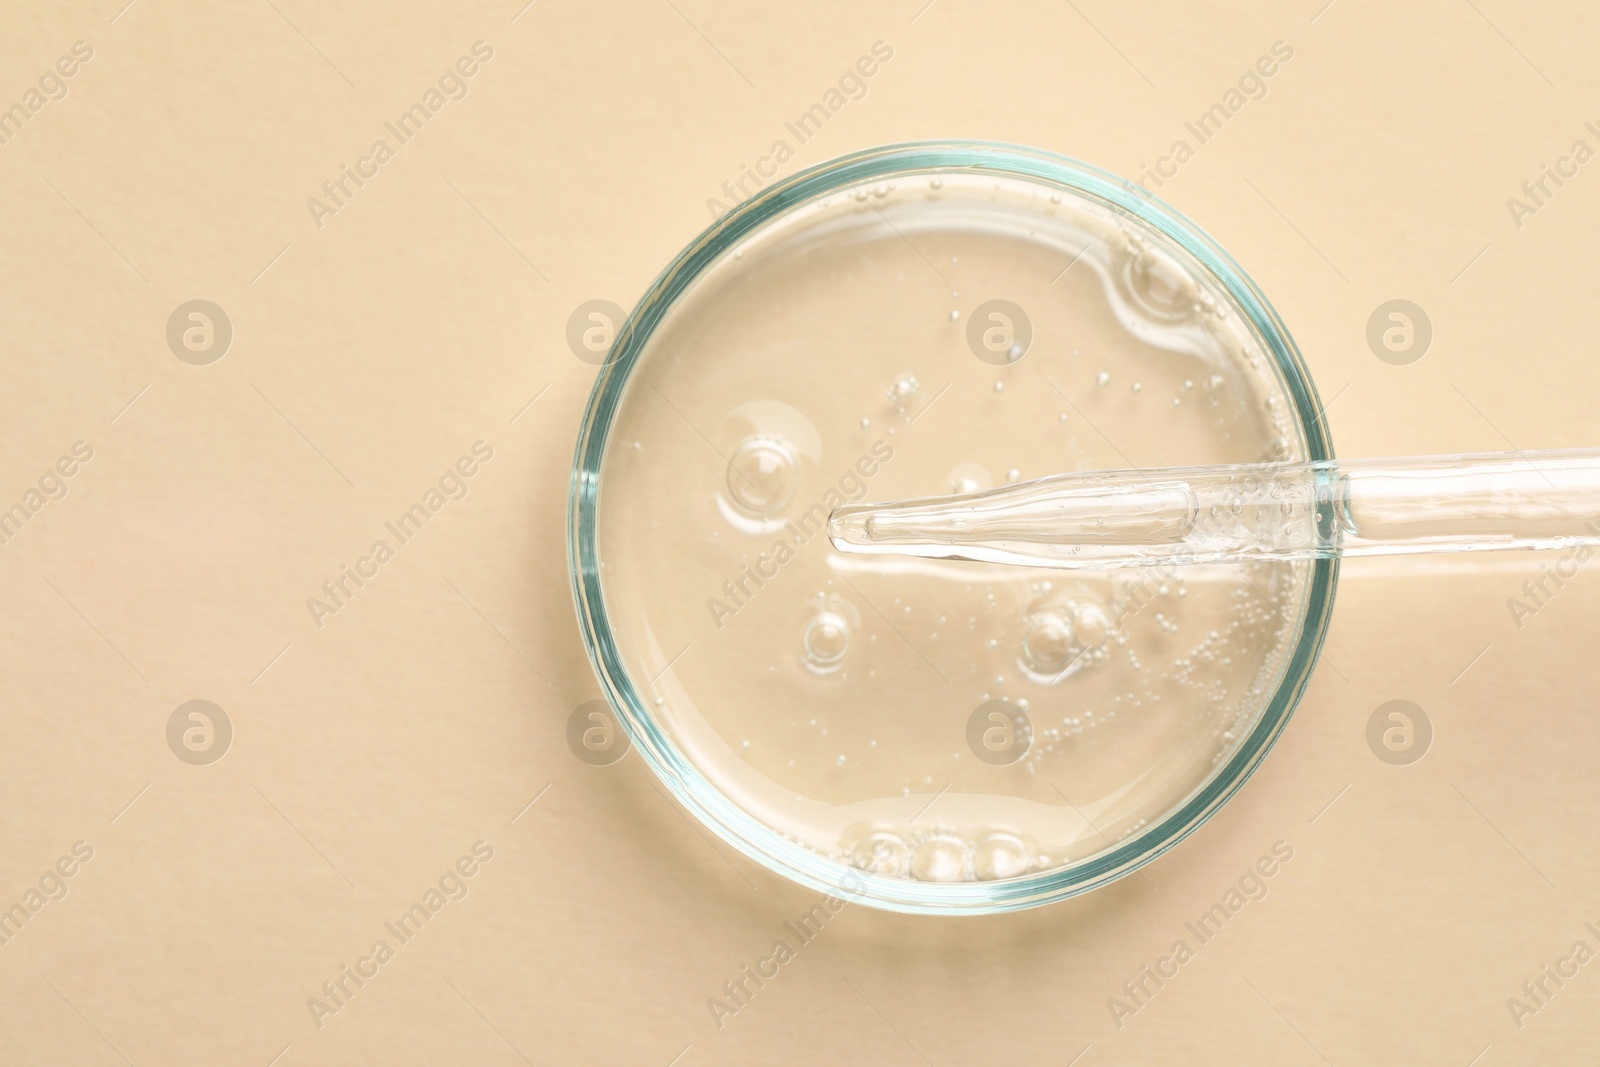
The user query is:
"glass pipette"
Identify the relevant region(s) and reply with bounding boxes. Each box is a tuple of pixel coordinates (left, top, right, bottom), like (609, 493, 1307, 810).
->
(827, 450, 1600, 569)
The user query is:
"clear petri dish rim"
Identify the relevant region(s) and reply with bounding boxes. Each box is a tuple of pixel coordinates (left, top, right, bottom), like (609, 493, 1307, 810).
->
(568, 140, 1339, 914)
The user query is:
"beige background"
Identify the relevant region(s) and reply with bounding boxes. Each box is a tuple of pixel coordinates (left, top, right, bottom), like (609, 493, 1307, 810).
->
(2, 0, 1599, 1063)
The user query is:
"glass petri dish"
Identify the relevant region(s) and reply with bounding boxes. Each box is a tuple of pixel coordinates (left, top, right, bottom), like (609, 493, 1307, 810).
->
(569, 141, 1337, 914)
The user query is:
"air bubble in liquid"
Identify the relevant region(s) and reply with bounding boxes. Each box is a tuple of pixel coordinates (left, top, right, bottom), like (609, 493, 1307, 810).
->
(849, 830, 910, 877)
(802, 609, 851, 674)
(726, 437, 799, 515)
(1126, 246, 1198, 322)
(1074, 602, 1111, 648)
(973, 832, 1032, 880)
(948, 462, 994, 495)
(911, 835, 969, 882)
(1029, 599, 1110, 684)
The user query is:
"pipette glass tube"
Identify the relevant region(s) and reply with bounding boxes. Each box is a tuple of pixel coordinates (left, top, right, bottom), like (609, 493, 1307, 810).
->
(829, 450, 1600, 569)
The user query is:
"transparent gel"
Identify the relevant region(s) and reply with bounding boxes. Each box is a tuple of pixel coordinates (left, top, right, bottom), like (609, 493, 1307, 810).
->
(591, 166, 1316, 886)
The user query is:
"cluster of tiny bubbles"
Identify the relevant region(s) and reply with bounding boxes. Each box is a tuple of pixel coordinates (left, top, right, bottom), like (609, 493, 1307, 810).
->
(1189, 290, 1231, 325)
(1023, 572, 1208, 735)
(1257, 389, 1298, 456)
(886, 372, 922, 410)
(725, 436, 800, 516)
(852, 182, 894, 204)
(842, 825, 1039, 881)
(1169, 574, 1291, 741)
(1031, 702, 1108, 761)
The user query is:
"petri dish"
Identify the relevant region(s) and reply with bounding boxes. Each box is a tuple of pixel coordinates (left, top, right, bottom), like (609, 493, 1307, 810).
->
(569, 141, 1337, 913)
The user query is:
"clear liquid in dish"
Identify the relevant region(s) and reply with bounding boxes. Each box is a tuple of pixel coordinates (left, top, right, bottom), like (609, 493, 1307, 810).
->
(595, 172, 1310, 883)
